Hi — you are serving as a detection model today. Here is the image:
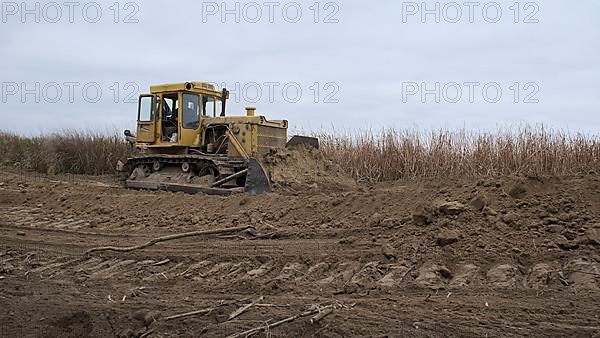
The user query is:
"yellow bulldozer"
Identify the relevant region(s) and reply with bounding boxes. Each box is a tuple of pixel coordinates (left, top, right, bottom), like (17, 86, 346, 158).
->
(117, 82, 318, 195)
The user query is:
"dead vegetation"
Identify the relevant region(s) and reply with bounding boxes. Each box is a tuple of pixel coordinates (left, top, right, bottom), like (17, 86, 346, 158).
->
(1, 126, 599, 181)
(319, 126, 600, 182)
(0, 130, 131, 175)
(86, 226, 255, 254)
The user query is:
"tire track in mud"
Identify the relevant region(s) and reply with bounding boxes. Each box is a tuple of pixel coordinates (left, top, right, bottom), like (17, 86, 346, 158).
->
(0, 205, 387, 290)
(2, 204, 598, 293)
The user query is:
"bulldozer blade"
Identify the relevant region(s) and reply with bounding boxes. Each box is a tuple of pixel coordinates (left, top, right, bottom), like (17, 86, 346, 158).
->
(244, 158, 272, 195)
(286, 135, 320, 149)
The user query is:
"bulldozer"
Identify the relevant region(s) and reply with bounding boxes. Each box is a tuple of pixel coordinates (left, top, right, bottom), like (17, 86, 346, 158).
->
(117, 81, 318, 196)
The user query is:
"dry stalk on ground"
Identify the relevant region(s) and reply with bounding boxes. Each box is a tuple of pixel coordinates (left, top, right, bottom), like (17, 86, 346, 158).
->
(86, 226, 255, 254)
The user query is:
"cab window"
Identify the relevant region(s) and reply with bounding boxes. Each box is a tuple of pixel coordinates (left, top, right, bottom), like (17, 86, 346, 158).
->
(182, 93, 200, 129)
(138, 96, 153, 121)
(202, 96, 222, 117)
(203, 96, 215, 116)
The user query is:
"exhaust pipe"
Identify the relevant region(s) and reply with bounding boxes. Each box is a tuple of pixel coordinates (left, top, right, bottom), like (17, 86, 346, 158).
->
(221, 88, 228, 116)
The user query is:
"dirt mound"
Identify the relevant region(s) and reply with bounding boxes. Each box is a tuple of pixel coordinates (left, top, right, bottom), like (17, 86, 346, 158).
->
(263, 148, 357, 193)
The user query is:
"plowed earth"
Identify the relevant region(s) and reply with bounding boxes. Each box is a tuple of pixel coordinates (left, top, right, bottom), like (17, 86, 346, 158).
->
(1, 153, 599, 337)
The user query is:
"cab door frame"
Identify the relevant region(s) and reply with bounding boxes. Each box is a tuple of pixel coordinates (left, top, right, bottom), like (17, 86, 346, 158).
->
(179, 92, 202, 145)
(136, 94, 158, 143)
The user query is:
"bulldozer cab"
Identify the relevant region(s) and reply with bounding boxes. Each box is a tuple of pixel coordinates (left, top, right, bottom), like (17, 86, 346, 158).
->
(135, 82, 224, 147)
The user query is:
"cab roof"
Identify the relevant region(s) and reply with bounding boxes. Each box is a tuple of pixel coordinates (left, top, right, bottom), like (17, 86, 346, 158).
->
(150, 82, 224, 98)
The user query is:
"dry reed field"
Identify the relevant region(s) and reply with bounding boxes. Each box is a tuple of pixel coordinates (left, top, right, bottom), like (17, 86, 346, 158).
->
(0, 130, 131, 175)
(319, 126, 600, 182)
(1, 126, 599, 181)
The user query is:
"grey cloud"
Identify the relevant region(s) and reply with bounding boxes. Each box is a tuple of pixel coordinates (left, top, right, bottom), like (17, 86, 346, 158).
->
(1, 0, 599, 134)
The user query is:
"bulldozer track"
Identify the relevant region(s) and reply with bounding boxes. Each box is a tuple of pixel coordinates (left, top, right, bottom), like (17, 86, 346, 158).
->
(126, 154, 243, 172)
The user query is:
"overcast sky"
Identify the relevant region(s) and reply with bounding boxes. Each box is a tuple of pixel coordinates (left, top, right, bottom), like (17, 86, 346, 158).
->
(1, 0, 599, 134)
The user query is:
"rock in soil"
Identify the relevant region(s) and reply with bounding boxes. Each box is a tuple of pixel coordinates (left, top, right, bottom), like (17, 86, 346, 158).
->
(436, 201, 467, 215)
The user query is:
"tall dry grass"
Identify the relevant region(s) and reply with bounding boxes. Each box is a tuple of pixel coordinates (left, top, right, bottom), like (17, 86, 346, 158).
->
(1, 126, 598, 180)
(0, 130, 131, 175)
(319, 126, 600, 182)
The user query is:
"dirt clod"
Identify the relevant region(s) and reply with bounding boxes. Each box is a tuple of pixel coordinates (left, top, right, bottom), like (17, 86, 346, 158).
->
(546, 224, 565, 234)
(470, 194, 489, 211)
(501, 212, 520, 227)
(382, 244, 397, 259)
(436, 201, 467, 215)
(48, 311, 93, 338)
(412, 206, 434, 226)
(508, 181, 528, 199)
(416, 264, 453, 289)
(450, 264, 480, 287)
(581, 228, 600, 246)
(527, 263, 558, 289)
(133, 309, 161, 327)
(436, 229, 460, 247)
(557, 240, 580, 251)
(565, 259, 600, 289)
(487, 264, 519, 287)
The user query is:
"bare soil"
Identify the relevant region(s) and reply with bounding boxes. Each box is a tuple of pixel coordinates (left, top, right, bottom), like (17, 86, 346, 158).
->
(1, 154, 599, 337)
